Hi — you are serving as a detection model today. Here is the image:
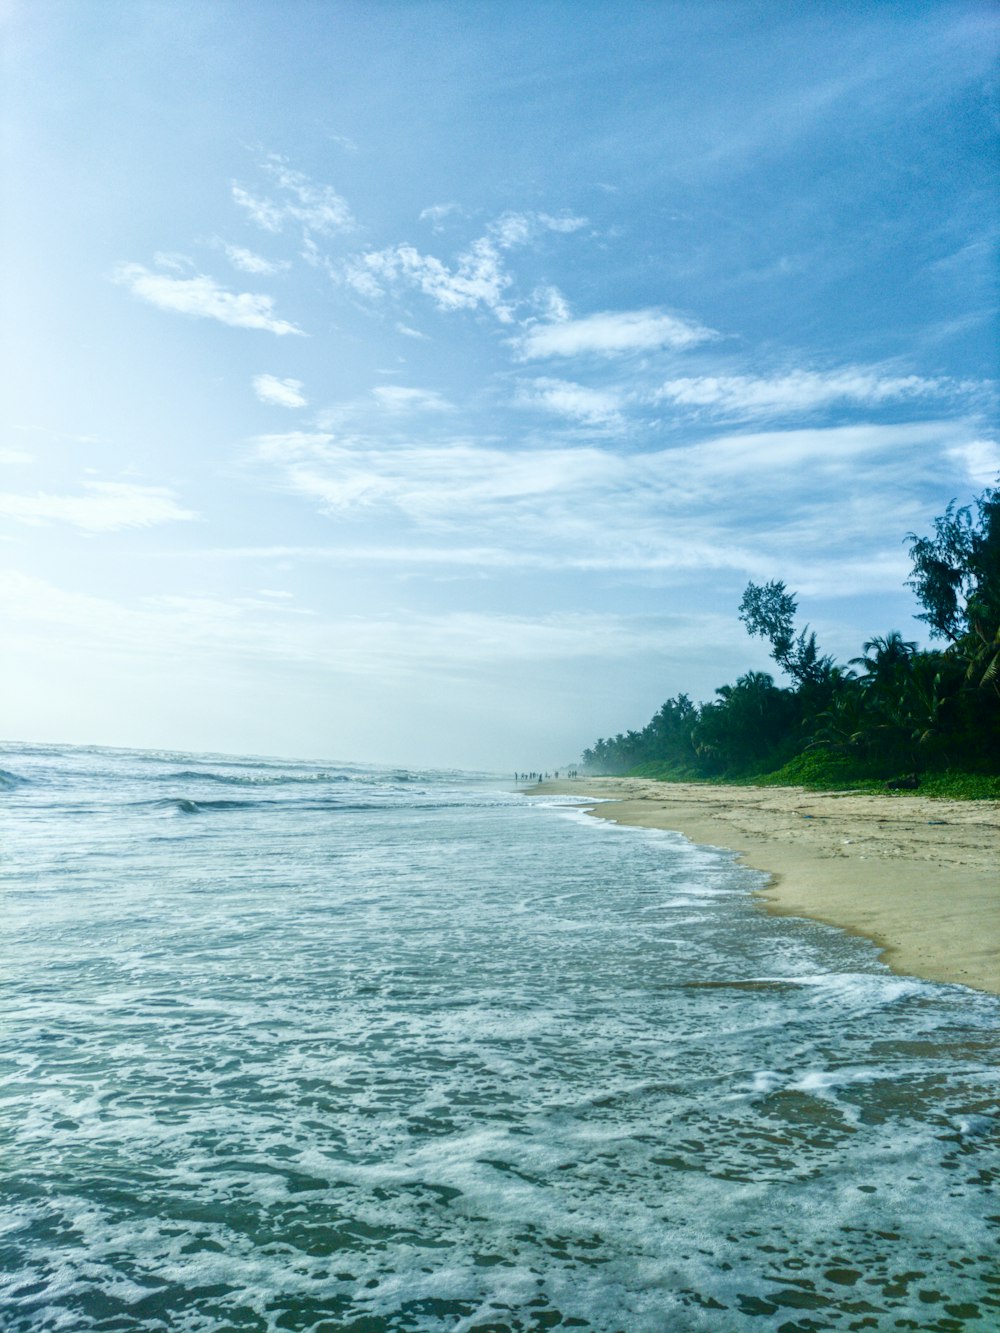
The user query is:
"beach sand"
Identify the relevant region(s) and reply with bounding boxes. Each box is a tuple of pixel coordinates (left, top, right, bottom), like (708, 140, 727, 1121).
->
(530, 778, 999, 995)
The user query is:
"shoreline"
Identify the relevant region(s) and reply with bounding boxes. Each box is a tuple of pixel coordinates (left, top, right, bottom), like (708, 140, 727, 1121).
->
(528, 778, 1000, 996)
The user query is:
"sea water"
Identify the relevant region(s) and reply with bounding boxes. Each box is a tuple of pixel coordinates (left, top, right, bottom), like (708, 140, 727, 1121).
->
(1, 743, 997, 1333)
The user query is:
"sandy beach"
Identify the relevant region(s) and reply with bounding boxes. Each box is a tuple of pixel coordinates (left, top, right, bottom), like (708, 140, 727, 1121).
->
(531, 777, 1000, 995)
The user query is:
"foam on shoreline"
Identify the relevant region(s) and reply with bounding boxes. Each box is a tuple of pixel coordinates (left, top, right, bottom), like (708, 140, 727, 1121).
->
(530, 778, 1000, 995)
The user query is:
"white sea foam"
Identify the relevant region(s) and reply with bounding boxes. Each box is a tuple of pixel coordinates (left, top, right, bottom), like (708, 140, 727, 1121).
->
(1, 741, 998, 1332)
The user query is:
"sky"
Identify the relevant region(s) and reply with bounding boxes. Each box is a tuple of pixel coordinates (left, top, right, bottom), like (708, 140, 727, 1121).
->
(1, 0, 997, 770)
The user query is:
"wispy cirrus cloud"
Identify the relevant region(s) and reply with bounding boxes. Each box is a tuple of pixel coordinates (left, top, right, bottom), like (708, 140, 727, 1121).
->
(946, 439, 1000, 486)
(114, 263, 304, 335)
(253, 374, 308, 409)
(515, 308, 717, 359)
(232, 156, 353, 236)
(225, 244, 290, 275)
(151, 250, 193, 272)
(680, 421, 951, 483)
(0, 569, 740, 678)
(254, 431, 618, 521)
(249, 419, 977, 597)
(180, 540, 759, 577)
(651, 367, 982, 417)
(420, 202, 463, 230)
(326, 132, 359, 154)
(371, 386, 453, 413)
(254, 424, 950, 526)
(531, 285, 571, 322)
(516, 377, 623, 426)
(0, 482, 196, 533)
(178, 540, 913, 604)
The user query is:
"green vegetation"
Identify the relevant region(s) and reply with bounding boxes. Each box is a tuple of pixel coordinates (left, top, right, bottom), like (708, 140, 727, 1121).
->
(581, 483, 1000, 797)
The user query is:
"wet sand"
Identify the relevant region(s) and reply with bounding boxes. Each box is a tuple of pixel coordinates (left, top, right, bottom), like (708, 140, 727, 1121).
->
(530, 778, 999, 995)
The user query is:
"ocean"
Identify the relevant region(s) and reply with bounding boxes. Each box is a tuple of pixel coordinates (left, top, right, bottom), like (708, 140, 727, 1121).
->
(1, 742, 997, 1332)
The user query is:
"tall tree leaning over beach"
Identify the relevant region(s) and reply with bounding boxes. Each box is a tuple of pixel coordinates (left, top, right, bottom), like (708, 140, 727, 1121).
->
(737, 580, 835, 688)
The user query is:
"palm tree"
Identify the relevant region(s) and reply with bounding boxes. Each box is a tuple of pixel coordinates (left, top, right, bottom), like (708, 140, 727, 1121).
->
(850, 631, 917, 684)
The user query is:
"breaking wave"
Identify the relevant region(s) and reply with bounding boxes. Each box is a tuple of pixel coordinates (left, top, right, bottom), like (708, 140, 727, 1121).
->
(156, 768, 354, 787)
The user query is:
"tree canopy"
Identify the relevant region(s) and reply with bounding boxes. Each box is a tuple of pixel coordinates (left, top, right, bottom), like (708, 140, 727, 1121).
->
(907, 485, 1000, 695)
(581, 482, 1000, 787)
(738, 581, 834, 686)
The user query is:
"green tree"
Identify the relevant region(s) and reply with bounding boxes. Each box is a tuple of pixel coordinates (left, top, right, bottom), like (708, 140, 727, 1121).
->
(850, 631, 917, 686)
(738, 580, 834, 686)
(642, 694, 699, 766)
(693, 671, 798, 773)
(907, 483, 1000, 694)
(581, 486, 1000, 783)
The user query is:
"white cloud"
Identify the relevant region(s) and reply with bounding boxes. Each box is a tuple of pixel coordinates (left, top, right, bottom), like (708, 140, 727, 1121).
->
(231, 185, 285, 232)
(681, 421, 954, 484)
(346, 237, 516, 321)
(516, 308, 717, 359)
(225, 245, 289, 275)
(254, 424, 933, 527)
(254, 431, 619, 520)
(395, 322, 428, 340)
(420, 202, 463, 230)
(517, 377, 623, 425)
(532, 285, 571, 322)
(487, 213, 533, 248)
(0, 448, 31, 464)
(536, 212, 588, 234)
(490, 211, 587, 247)
(248, 420, 978, 598)
(258, 422, 968, 511)
(253, 374, 308, 409)
(152, 250, 193, 272)
(946, 439, 1000, 486)
(652, 367, 965, 416)
(232, 158, 353, 236)
(114, 263, 304, 336)
(372, 386, 452, 413)
(344, 212, 587, 323)
(0, 482, 196, 533)
(1, 568, 743, 679)
(186, 541, 757, 576)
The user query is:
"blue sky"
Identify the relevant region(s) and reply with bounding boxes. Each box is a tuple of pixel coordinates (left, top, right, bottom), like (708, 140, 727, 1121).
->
(2, 0, 997, 769)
